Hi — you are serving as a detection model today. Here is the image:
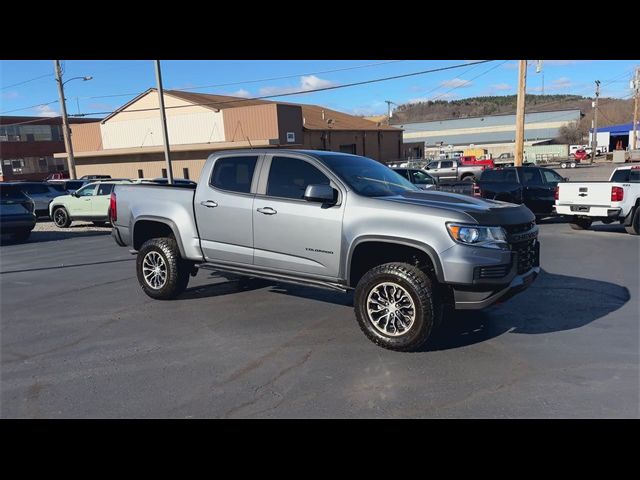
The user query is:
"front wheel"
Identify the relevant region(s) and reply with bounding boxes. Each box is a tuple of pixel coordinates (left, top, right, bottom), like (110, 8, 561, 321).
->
(354, 262, 439, 352)
(52, 207, 71, 228)
(570, 218, 592, 230)
(136, 237, 191, 299)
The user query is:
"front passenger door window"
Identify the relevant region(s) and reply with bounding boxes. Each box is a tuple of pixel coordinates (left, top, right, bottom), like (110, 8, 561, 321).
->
(266, 156, 330, 200)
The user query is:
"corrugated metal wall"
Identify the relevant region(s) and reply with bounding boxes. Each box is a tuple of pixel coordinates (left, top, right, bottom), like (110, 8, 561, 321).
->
(222, 104, 279, 141)
(70, 122, 103, 152)
(524, 144, 569, 162)
(101, 111, 225, 149)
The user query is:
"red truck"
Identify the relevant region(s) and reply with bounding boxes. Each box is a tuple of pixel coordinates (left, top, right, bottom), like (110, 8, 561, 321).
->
(459, 155, 495, 169)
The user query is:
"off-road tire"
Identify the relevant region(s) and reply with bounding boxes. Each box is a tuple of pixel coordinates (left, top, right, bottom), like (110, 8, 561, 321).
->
(570, 218, 592, 230)
(137, 237, 190, 300)
(52, 207, 71, 228)
(625, 207, 640, 235)
(354, 262, 439, 352)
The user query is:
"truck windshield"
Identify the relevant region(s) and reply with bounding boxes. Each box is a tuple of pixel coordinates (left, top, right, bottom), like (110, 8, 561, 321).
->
(316, 154, 420, 197)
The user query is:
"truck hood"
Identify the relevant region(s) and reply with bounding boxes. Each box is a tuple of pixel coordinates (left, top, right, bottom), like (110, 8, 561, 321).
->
(380, 190, 535, 225)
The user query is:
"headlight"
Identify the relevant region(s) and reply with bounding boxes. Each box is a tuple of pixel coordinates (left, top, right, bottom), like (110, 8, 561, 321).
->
(446, 223, 508, 250)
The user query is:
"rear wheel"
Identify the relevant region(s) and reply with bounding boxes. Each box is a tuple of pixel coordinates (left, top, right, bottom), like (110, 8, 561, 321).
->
(354, 262, 439, 352)
(136, 237, 190, 299)
(625, 208, 640, 235)
(462, 175, 475, 182)
(53, 207, 71, 228)
(560, 162, 568, 169)
(570, 162, 576, 168)
(569, 218, 592, 230)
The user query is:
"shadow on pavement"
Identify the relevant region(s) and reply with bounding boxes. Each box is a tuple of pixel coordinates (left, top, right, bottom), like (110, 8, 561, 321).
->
(422, 268, 630, 352)
(0, 229, 110, 246)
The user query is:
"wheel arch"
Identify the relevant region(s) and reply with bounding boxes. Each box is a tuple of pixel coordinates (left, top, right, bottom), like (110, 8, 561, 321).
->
(132, 216, 186, 257)
(346, 236, 444, 287)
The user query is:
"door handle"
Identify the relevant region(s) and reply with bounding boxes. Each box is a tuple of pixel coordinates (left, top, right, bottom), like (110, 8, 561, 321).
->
(257, 207, 277, 215)
(200, 200, 218, 208)
(83, 198, 91, 201)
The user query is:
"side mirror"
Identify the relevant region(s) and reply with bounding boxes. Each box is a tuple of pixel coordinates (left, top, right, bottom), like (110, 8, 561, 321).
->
(303, 184, 337, 204)
(564, 177, 569, 182)
(71, 192, 79, 197)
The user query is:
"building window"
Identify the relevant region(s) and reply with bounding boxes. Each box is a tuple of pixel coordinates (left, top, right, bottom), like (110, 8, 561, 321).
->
(183, 167, 189, 180)
(38, 158, 48, 172)
(339, 144, 357, 155)
(138, 169, 144, 178)
(11, 159, 25, 174)
(161, 168, 167, 178)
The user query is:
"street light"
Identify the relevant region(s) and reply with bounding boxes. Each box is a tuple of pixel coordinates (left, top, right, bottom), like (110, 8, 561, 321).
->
(53, 61, 93, 179)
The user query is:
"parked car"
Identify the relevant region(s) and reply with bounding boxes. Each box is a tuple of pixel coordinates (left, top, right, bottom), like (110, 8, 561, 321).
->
(49, 180, 132, 228)
(392, 168, 438, 190)
(111, 149, 540, 352)
(47, 179, 90, 194)
(424, 159, 485, 182)
(0, 184, 36, 242)
(12, 182, 63, 217)
(80, 175, 111, 180)
(476, 166, 566, 217)
(555, 165, 640, 234)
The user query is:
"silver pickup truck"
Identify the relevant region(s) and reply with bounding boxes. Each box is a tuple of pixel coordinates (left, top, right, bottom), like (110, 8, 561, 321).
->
(424, 159, 484, 182)
(110, 149, 540, 351)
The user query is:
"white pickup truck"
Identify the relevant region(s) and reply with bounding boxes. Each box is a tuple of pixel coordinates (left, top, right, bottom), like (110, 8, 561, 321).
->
(555, 165, 640, 235)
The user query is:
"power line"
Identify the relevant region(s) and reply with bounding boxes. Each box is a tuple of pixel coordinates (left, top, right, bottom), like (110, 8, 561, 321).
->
(79, 60, 409, 101)
(430, 61, 509, 101)
(70, 60, 496, 117)
(1, 73, 53, 90)
(0, 100, 59, 115)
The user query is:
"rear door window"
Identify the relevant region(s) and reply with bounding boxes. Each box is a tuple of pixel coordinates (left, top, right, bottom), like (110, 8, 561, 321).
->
(541, 169, 564, 184)
(210, 156, 259, 194)
(521, 169, 544, 185)
(97, 183, 114, 196)
(440, 161, 454, 168)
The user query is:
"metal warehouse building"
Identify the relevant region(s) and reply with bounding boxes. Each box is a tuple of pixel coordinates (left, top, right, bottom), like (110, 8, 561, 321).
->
(56, 89, 402, 179)
(397, 109, 583, 157)
(589, 122, 639, 152)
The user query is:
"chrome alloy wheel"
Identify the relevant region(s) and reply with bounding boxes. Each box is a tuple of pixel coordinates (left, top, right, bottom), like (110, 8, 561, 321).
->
(366, 282, 416, 337)
(142, 251, 167, 289)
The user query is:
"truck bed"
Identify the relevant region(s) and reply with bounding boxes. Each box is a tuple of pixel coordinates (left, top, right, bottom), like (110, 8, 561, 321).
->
(112, 184, 203, 259)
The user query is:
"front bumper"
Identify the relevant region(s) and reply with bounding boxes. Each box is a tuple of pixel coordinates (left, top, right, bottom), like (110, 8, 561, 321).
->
(453, 266, 540, 309)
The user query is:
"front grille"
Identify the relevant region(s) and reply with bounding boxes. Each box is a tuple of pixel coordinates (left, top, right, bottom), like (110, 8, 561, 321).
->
(476, 265, 510, 279)
(512, 239, 538, 274)
(504, 221, 536, 235)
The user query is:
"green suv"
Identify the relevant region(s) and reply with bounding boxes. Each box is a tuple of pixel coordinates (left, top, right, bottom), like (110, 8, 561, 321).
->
(49, 180, 131, 228)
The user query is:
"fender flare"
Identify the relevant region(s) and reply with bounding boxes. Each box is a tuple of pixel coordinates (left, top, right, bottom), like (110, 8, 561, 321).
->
(132, 216, 186, 257)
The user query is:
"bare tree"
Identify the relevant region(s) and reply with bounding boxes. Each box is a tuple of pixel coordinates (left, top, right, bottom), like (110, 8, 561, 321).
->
(557, 121, 588, 144)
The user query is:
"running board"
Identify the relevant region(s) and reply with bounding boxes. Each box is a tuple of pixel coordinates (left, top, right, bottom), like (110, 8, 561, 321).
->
(195, 262, 350, 292)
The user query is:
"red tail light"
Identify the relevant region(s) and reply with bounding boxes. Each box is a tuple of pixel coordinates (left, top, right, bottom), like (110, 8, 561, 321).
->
(555, 185, 559, 201)
(472, 182, 481, 197)
(611, 186, 624, 202)
(109, 191, 117, 222)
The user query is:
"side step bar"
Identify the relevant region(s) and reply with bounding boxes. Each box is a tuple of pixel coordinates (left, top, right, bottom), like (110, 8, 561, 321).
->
(195, 262, 351, 293)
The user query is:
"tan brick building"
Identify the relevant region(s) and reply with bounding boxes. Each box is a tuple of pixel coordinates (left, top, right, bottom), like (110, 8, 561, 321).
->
(57, 89, 403, 180)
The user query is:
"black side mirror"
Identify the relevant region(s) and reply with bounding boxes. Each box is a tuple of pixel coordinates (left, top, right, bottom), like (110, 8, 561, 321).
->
(304, 184, 337, 204)
(564, 177, 569, 182)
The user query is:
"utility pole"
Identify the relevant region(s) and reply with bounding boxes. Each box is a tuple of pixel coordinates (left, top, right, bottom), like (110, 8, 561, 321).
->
(53, 60, 77, 180)
(385, 100, 395, 125)
(154, 60, 174, 184)
(590, 80, 600, 164)
(514, 60, 527, 167)
(632, 67, 639, 151)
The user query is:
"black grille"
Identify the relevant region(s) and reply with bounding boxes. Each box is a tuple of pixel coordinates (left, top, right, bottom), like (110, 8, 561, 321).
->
(477, 265, 510, 279)
(513, 239, 538, 274)
(504, 221, 536, 235)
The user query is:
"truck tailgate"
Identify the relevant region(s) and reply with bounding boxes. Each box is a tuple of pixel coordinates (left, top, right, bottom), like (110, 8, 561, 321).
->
(557, 182, 613, 206)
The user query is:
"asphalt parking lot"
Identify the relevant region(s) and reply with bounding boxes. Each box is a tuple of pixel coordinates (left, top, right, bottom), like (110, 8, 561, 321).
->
(1, 163, 639, 418)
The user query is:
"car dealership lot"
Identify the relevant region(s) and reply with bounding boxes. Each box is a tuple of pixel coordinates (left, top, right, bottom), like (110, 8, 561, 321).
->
(1, 214, 638, 418)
